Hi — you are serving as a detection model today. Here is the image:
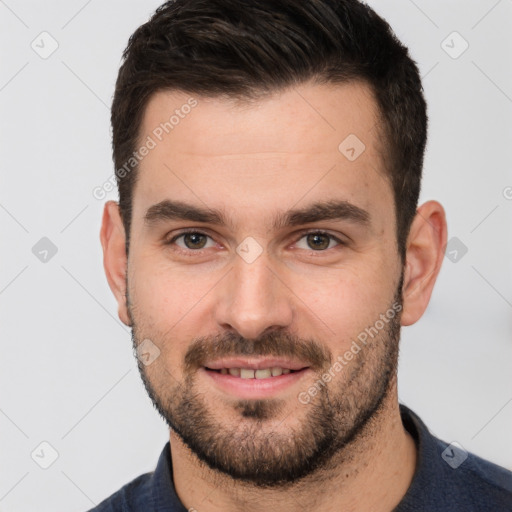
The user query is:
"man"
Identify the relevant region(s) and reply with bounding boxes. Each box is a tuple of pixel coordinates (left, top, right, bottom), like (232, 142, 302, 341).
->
(93, 0, 512, 510)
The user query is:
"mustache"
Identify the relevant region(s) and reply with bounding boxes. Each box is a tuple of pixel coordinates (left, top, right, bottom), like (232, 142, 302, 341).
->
(184, 331, 332, 373)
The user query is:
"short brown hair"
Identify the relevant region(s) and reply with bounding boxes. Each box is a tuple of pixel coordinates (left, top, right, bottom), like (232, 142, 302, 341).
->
(111, 0, 427, 260)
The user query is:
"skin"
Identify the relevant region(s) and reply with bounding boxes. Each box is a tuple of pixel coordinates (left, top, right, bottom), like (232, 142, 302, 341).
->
(100, 80, 447, 511)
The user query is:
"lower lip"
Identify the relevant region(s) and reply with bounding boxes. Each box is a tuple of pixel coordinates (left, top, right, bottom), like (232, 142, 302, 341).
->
(202, 367, 311, 399)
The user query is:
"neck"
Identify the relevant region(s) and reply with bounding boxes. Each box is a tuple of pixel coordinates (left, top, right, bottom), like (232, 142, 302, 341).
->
(170, 382, 417, 512)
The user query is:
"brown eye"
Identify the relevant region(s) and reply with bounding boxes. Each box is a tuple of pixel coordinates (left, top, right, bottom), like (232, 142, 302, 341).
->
(295, 231, 342, 252)
(182, 233, 208, 249)
(306, 233, 331, 250)
(168, 231, 214, 251)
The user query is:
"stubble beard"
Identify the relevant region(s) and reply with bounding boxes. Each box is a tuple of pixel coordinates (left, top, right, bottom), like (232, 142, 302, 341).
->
(129, 284, 403, 488)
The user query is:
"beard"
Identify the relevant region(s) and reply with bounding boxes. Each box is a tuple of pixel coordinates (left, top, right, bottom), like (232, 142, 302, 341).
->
(129, 276, 403, 488)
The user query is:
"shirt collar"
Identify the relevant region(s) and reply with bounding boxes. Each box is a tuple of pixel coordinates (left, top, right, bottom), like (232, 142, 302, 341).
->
(150, 440, 188, 512)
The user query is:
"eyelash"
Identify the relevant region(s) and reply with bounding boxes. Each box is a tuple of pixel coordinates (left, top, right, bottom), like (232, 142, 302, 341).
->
(165, 229, 345, 255)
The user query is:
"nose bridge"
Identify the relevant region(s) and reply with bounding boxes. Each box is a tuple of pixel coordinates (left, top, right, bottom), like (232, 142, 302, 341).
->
(214, 251, 293, 339)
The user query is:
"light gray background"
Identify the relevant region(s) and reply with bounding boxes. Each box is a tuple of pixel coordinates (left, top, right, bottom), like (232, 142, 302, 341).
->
(1, 1, 511, 510)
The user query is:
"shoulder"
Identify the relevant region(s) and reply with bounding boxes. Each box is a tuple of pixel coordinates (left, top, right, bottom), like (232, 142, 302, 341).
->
(84, 442, 184, 512)
(433, 436, 512, 510)
(86, 471, 153, 512)
(397, 404, 512, 511)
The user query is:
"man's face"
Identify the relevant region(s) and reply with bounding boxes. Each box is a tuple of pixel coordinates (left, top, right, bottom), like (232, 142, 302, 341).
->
(125, 81, 404, 486)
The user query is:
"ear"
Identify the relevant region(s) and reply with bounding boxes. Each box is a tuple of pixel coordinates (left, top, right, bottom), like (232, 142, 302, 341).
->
(401, 200, 447, 326)
(100, 200, 131, 326)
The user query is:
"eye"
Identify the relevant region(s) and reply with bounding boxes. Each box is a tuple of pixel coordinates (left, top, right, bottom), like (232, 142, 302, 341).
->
(295, 231, 342, 251)
(169, 231, 216, 251)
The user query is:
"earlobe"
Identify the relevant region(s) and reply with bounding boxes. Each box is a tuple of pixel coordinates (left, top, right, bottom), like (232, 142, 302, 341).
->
(400, 200, 447, 326)
(100, 201, 132, 326)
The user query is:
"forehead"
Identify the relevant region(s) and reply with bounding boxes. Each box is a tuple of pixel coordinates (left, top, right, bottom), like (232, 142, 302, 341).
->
(141, 81, 381, 155)
(132, 81, 393, 231)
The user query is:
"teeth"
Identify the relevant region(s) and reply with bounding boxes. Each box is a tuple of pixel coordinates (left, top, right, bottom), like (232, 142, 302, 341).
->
(255, 369, 271, 379)
(218, 367, 295, 378)
(240, 368, 255, 379)
(271, 367, 283, 377)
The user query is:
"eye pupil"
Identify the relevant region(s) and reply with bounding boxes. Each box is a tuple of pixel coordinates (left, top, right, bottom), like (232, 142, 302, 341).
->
(184, 233, 207, 249)
(307, 233, 330, 250)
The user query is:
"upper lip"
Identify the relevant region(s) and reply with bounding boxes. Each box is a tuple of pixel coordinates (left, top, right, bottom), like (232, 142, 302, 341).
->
(204, 357, 309, 371)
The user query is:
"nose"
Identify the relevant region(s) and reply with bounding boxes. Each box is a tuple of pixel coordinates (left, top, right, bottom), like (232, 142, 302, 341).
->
(213, 252, 294, 340)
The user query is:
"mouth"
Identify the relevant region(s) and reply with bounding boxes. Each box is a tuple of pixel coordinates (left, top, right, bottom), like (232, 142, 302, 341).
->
(202, 358, 311, 399)
(206, 367, 301, 378)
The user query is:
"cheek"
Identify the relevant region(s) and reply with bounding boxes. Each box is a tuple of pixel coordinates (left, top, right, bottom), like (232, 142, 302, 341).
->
(299, 266, 396, 343)
(130, 258, 206, 321)
(129, 261, 222, 363)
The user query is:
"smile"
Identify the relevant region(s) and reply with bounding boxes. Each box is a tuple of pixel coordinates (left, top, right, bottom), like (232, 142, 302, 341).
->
(201, 359, 311, 399)
(208, 367, 296, 378)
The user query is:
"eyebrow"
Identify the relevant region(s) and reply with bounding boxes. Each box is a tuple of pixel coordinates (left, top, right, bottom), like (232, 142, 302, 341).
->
(143, 199, 371, 230)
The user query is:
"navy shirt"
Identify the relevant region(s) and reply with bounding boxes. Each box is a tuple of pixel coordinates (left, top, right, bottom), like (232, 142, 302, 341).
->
(88, 405, 512, 511)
